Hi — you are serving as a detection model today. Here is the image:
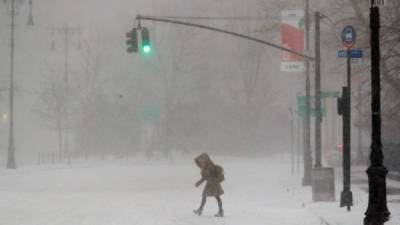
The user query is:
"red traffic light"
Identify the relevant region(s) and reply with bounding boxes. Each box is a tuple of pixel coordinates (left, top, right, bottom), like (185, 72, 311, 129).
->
(126, 31, 132, 38)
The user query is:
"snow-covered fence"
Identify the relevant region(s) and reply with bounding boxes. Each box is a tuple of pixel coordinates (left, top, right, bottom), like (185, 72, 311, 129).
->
(37, 151, 75, 165)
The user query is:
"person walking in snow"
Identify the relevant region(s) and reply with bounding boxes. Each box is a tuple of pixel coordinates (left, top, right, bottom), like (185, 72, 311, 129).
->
(193, 153, 224, 217)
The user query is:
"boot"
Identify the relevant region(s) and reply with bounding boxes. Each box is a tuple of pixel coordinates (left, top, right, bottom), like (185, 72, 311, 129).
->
(193, 209, 202, 216)
(214, 210, 224, 217)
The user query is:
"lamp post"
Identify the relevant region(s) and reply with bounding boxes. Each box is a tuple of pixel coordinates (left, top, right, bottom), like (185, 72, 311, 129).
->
(356, 79, 364, 165)
(3, 0, 34, 169)
(364, 1, 390, 224)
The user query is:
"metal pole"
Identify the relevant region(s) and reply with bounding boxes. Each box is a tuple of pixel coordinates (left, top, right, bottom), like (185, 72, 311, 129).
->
(303, 0, 313, 186)
(314, 11, 322, 168)
(364, 1, 390, 224)
(340, 50, 353, 210)
(357, 78, 364, 164)
(6, 0, 16, 169)
(136, 15, 315, 61)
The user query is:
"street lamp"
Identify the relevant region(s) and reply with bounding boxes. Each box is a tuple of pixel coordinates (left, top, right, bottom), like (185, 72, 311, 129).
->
(27, 0, 34, 26)
(3, 0, 34, 169)
(364, 0, 390, 224)
(3, 0, 34, 26)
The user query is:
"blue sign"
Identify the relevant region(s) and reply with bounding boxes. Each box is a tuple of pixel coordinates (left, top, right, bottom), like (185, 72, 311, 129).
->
(341, 26, 356, 48)
(337, 50, 363, 58)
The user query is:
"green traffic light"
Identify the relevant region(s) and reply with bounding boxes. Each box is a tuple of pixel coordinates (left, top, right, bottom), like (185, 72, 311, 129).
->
(142, 44, 151, 54)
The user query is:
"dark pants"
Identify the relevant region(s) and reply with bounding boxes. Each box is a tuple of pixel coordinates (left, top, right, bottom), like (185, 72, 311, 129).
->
(198, 193, 223, 212)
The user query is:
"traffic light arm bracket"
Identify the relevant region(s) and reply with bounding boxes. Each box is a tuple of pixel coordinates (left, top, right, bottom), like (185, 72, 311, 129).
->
(136, 15, 315, 61)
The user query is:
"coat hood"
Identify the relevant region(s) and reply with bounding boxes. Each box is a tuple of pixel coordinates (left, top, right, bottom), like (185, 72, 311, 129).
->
(194, 153, 212, 168)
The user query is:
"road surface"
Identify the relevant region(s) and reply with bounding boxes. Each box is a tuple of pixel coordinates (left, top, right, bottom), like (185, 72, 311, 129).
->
(0, 156, 324, 225)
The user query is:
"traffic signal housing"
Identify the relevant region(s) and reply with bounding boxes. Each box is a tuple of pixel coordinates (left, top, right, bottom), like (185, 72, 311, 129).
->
(126, 28, 138, 53)
(337, 86, 348, 116)
(337, 96, 343, 116)
(141, 27, 152, 55)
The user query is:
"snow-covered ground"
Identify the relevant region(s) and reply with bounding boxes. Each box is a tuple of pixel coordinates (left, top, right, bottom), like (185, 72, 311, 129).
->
(0, 156, 398, 225)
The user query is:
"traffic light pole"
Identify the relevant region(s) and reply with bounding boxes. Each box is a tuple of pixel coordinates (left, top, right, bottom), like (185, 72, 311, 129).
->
(314, 11, 322, 168)
(303, 0, 313, 186)
(310, 11, 335, 203)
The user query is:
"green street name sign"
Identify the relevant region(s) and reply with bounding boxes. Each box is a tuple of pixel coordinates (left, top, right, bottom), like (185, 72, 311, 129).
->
(296, 92, 338, 117)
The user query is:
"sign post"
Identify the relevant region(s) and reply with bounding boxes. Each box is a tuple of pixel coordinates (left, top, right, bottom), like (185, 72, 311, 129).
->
(339, 25, 357, 211)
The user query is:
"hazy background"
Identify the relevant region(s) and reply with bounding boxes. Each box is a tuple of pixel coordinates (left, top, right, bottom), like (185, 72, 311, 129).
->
(0, 0, 398, 165)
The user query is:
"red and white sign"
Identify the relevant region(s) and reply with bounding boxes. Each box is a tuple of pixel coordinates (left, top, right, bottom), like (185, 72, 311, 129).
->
(281, 10, 305, 72)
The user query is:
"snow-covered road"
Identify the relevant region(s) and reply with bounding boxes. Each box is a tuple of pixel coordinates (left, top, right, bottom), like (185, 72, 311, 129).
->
(0, 157, 324, 225)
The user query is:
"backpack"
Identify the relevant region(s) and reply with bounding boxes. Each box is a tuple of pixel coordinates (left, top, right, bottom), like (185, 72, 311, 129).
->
(214, 165, 225, 183)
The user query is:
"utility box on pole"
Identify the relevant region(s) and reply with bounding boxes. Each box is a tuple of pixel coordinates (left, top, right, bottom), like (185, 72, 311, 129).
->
(312, 167, 335, 201)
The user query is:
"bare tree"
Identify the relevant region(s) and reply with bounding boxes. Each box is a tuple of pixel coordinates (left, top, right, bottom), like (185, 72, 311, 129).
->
(35, 63, 67, 154)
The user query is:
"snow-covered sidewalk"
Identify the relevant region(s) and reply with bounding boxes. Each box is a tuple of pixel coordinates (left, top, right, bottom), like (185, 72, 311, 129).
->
(279, 163, 400, 225)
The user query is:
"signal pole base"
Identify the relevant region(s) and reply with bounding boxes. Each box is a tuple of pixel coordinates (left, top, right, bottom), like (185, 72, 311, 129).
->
(311, 167, 335, 202)
(340, 190, 353, 211)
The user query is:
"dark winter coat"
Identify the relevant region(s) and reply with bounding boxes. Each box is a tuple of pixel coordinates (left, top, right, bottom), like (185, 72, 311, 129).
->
(194, 153, 224, 197)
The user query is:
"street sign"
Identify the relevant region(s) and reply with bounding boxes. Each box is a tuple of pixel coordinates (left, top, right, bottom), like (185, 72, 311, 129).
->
(297, 92, 338, 117)
(321, 91, 340, 98)
(297, 95, 326, 118)
(341, 26, 356, 49)
(351, 58, 363, 65)
(372, 0, 386, 7)
(337, 50, 363, 58)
